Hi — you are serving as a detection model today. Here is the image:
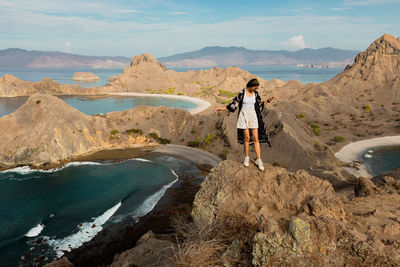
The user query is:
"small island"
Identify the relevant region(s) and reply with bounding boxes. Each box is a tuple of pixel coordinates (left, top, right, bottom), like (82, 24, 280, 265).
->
(72, 72, 100, 81)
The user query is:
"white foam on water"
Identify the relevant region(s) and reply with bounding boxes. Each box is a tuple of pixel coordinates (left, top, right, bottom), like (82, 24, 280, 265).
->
(130, 168, 179, 218)
(1, 162, 102, 175)
(46, 202, 121, 258)
(367, 150, 374, 153)
(25, 223, 44, 237)
(1, 158, 153, 175)
(131, 158, 152, 162)
(364, 153, 373, 158)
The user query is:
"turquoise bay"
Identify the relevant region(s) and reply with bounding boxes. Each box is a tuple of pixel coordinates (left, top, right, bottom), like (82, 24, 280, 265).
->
(0, 154, 198, 266)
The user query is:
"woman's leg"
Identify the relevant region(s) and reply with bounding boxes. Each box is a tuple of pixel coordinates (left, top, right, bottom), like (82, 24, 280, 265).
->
(243, 129, 250, 156)
(251, 128, 261, 159)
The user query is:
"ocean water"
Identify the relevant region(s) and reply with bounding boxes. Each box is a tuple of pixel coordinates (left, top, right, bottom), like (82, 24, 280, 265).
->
(0, 65, 343, 88)
(0, 67, 124, 88)
(0, 95, 197, 118)
(360, 146, 400, 176)
(0, 154, 200, 266)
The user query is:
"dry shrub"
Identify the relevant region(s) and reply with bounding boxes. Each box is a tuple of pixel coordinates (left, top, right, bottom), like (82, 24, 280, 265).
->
(215, 212, 258, 242)
(169, 209, 258, 266)
(169, 212, 225, 266)
(171, 238, 225, 266)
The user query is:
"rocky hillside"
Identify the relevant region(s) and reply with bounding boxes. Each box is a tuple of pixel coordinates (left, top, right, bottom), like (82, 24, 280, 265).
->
(158, 46, 358, 67)
(0, 48, 130, 68)
(0, 93, 340, 178)
(187, 160, 400, 266)
(107, 53, 270, 98)
(0, 94, 155, 169)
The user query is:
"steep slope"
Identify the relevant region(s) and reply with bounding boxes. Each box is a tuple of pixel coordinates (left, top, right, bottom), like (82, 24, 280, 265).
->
(327, 34, 400, 97)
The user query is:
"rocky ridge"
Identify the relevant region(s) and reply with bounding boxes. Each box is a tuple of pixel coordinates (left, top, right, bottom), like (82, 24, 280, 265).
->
(0, 74, 102, 97)
(187, 160, 400, 266)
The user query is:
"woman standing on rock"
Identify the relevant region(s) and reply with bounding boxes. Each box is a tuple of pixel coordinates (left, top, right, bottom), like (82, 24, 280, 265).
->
(216, 78, 274, 171)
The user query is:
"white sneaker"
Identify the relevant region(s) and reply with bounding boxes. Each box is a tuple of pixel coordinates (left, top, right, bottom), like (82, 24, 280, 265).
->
(244, 156, 250, 167)
(255, 158, 264, 171)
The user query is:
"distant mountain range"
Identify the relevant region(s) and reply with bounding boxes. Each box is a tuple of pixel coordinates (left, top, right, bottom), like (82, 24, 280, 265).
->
(158, 46, 359, 68)
(0, 48, 131, 68)
(0, 46, 359, 69)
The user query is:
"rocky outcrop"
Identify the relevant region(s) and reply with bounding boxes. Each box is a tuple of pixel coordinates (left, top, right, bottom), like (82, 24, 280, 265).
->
(190, 160, 400, 266)
(0, 74, 103, 97)
(71, 72, 100, 81)
(110, 231, 175, 267)
(327, 34, 400, 96)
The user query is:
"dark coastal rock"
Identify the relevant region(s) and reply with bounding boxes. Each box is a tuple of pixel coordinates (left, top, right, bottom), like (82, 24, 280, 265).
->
(43, 257, 74, 267)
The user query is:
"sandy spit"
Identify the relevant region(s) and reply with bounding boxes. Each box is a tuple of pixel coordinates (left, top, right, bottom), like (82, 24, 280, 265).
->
(107, 92, 211, 114)
(335, 135, 400, 177)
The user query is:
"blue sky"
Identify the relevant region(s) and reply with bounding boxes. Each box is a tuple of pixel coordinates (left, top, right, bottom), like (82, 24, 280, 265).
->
(0, 0, 399, 57)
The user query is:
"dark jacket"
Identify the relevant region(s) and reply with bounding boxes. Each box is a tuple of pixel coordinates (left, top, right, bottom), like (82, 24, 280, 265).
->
(226, 89, 272, 147)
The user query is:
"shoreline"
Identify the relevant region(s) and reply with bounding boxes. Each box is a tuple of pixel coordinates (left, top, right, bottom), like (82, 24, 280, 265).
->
(55, 146, 219, 267)
(107, 92, 211, 114)
(12, 145, 221, 266)
(335, 135, 400, 178)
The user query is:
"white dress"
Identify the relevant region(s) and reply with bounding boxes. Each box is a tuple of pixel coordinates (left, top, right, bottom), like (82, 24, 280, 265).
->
(237, 91, 259, 129)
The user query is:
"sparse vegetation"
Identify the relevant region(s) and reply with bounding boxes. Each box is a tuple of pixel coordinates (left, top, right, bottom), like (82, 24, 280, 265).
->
(191, 129, 197, 134)
(177, 92, 184, 95)
(296, 113, 305, 119)
(145, 87, 176, 94)
(272, 162, 281, 167)
(218, 89, 236, 98)
(203, 134, 217, 145)
(35, 100, 41, 104)
(125, 128, 143, 135)
(363, 104, 371, 112)
(110, 129, 119, 140)
(332, 136, 346, 142)
(148, 133, 170, 144)
(187, 140, 200, 147)
(310, 124, 321, 136)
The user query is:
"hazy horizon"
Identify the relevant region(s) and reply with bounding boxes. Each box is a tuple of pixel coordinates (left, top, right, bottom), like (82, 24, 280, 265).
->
(0, 0, 399, 57)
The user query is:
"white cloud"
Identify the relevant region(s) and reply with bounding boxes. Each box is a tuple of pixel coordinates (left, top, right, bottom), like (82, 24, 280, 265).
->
(115, 9, 145, 14)
(329, 7, 352, 11)
(284, 35, 309, 50)
(169, 11, 187, 15)
(64, 41, 71, 52)
(343, 0, 400, 6)
(290, 7, 313, 12)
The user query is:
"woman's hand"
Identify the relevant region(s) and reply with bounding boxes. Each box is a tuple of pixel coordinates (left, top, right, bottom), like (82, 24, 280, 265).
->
(264, 96, 276, 104)
(216, 107, 227, 112)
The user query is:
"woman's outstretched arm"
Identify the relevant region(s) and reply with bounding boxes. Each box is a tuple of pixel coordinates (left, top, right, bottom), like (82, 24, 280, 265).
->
(216, 106, 227, 112)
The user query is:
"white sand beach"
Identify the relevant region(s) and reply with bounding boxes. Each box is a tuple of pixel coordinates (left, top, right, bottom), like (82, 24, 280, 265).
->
(108, 92, 211, 114)
(335, 135, 400, 177)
